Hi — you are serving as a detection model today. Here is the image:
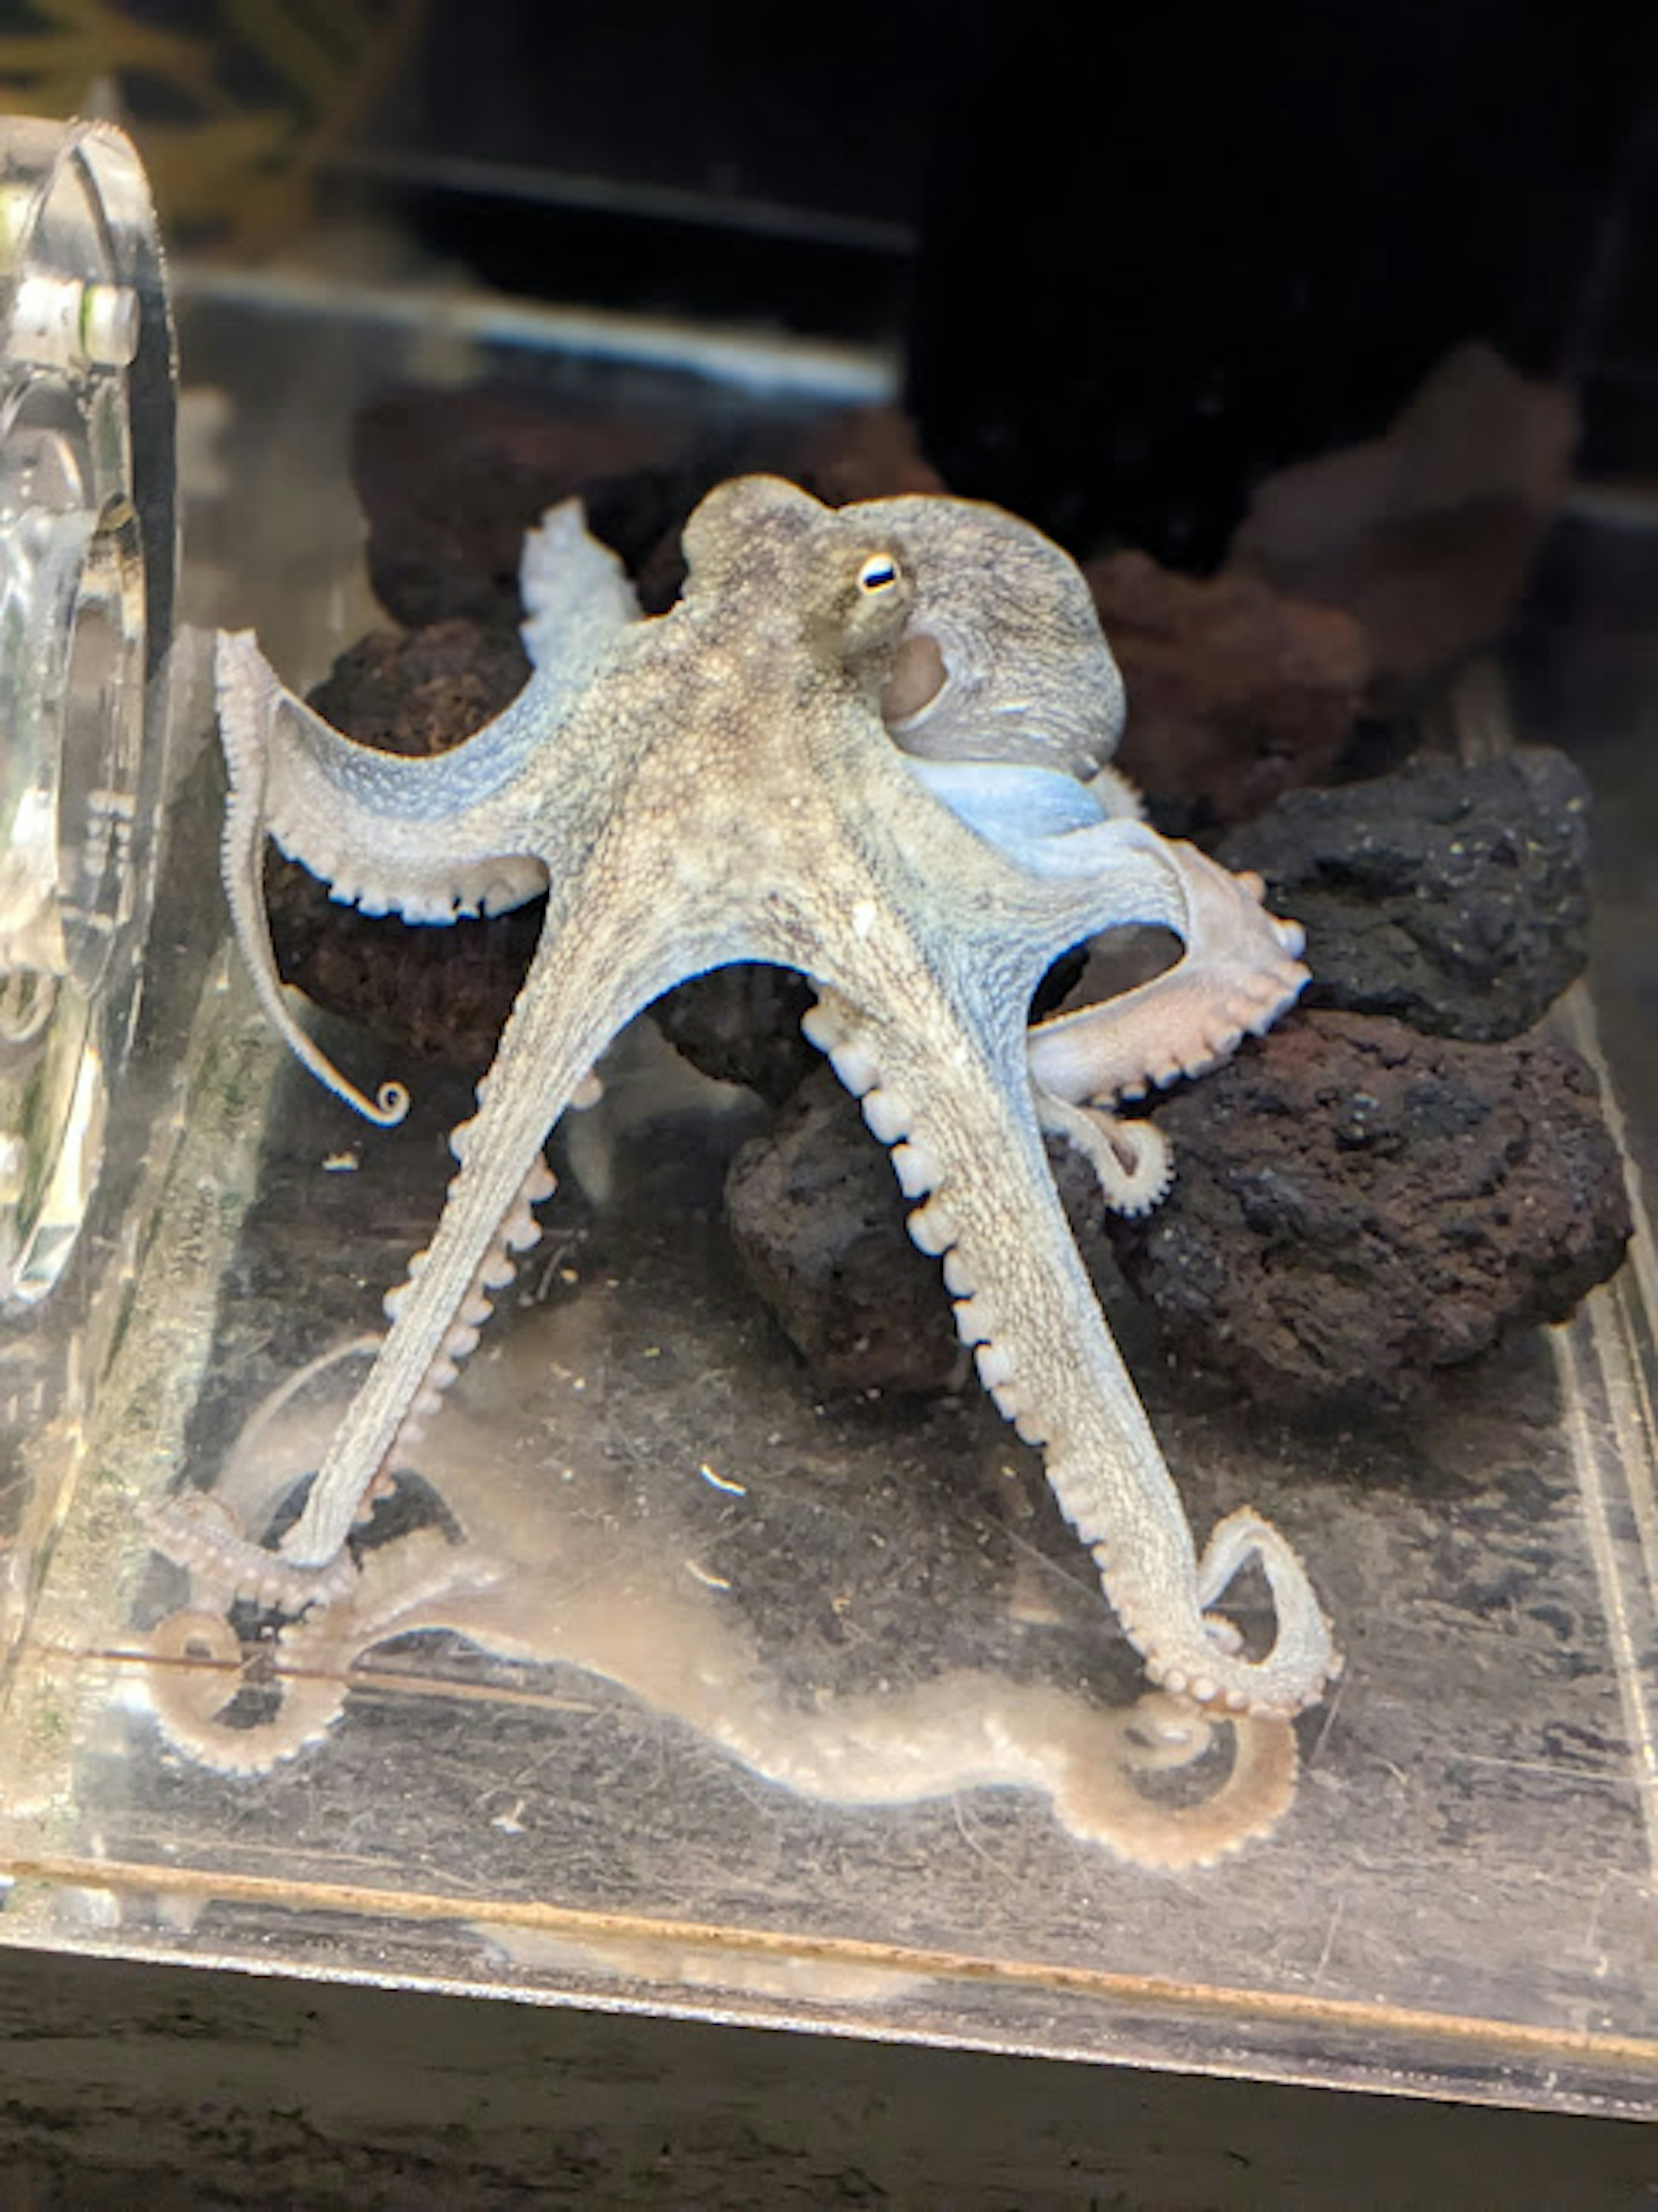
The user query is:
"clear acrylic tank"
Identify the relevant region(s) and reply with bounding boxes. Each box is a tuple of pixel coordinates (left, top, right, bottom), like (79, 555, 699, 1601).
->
(0, 9, 1655, 2123)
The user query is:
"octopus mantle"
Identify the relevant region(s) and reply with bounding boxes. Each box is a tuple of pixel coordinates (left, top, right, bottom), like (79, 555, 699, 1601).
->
(172, 475, 1339, 1718)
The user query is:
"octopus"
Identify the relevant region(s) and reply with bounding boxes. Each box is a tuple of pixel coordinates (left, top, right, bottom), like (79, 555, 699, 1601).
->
(160, 475, 1339, 1717)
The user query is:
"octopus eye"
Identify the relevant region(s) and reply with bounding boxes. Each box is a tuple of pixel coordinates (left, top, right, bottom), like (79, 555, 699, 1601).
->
(857, 553, 902, 593)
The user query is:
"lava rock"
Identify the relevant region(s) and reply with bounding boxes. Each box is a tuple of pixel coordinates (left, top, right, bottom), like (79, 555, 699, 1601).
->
(351, 384, 710, 629)
(1228, 344, 1578, 706)
(1086, 549, 1371, 824)
(725, 1067, 961, 1395)
(790, 406, 947, 508)
(654, 965, 820, 1107)
(351, 389, 946, 634)
(1216, 747, 1592, 1042)
(307, 618, 531, 756)
(1110, 1010, 1631, 1408)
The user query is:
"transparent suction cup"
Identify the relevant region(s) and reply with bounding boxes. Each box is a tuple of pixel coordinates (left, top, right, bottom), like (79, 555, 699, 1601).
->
(0, 118, 177, 1306)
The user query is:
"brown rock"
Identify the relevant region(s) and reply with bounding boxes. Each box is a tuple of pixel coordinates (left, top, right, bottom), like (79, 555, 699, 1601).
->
(352, 384, 698, 629)
(352, 389, 949, 634)
(654, 965, 820, 1108)
(789, 406, 947, 507)
(1085, 549, 1370, 823)
(1228, 344, 1578, 705)
(1110, 1010, 1630, 1408)
(725, 1067, 960, 1396)
(306, 619, 531, 757)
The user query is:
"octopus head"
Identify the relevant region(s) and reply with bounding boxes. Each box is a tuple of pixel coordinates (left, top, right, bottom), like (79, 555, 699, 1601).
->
(680, 474, 915, 690)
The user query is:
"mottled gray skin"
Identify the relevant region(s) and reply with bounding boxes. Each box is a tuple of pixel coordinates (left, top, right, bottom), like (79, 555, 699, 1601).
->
(185, 476, 1337, 1716)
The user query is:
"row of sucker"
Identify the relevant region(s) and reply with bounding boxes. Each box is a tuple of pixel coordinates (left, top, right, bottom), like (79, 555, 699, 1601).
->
(803, 995, 1049, 1452)
(379, 1082, 559, 1466)
(143, 1606, 348, 1774)
(1077, 1487, 1240, 1715)
(143, 1525, 464, 1773)
(269, 824, 545, 926)
(145, 1601, 345, 1769)
(149, 1491, 358, 1613)
(1033, 1086, 1174, 1217)
(1025, 850, 1309, 1114)
(146, 1083, 565, 1615)
(704, 1670, 1297, 1869)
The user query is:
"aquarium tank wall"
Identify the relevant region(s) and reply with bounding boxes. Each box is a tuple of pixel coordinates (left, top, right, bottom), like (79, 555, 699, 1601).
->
(0, 0, 1655, 2123)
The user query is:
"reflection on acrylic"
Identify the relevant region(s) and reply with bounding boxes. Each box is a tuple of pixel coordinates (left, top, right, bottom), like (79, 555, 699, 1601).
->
(142, 1338, 1298, 1870)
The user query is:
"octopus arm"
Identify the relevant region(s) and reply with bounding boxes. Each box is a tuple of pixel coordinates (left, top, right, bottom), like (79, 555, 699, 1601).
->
(517, 497, 642, 674)
(896, 786, 1307, 1213)
(805, 978, 1338, 1716)
(1024, 830, 1309, 1109)
(221, 502, 638, 922)
(216, 628, 538, 1122)
(268, 891, 696, 1575)
(214, 503, 640, 1122)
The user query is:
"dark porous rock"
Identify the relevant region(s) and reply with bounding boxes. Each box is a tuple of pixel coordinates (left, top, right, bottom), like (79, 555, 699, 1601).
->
(266, 620, 540, 1066)
(306, 619, 531, 757)
(725, 1068, 961, 1395)
(655, 943, 1092, 1116)
(1110, 1011, 1631, 1409)
(1085, 549, 1371, 825)
(652, 965, 820, 1107)
(352, 384, 731, 629)
(1217, 747, 1592, 1042)
(268, 873, 542, 1070)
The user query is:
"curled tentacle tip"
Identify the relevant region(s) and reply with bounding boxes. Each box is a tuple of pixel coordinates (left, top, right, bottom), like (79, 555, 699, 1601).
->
(372, 1081, 412, 1127)
(335, 1074, 411, 1128)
